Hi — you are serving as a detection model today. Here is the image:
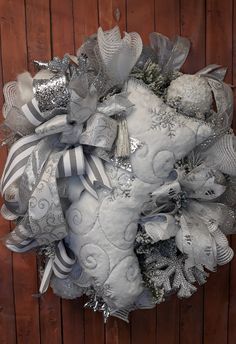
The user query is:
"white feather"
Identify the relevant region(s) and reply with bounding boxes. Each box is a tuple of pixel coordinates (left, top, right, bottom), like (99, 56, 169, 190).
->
(16, 72, 34, 106)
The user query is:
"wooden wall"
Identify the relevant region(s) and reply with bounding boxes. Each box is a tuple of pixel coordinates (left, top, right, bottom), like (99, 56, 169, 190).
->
(0, 0, 235, 343)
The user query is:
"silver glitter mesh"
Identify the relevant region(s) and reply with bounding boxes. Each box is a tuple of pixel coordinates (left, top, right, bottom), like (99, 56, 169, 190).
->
(33, 74, 70, 112)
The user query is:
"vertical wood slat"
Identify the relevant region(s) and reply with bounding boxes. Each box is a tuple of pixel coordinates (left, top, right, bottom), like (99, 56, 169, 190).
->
(126, 2, 157, 344)
(73, 0, 99, 49)
(50, 1, 85, 343)
(98, 2, 130, 343)
(1, 1, 40, 344)
(204, 1, 233, 344)
(127, 0, 155, 43)
(179, 2, 206, 344)
(25, 2, 62, 343)
(155, 0, 180, 37)
(154, 2, 180, 344)
(51, 0, 75, 56)
(73, 4, 105, 344)
(98, 0, 126, 31)
(0, 3, 16, 343)
(227, 0, 236, 343)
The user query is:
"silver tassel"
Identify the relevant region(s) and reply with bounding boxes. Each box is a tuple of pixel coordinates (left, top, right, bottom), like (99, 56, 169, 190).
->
(115, 113, 130, 158)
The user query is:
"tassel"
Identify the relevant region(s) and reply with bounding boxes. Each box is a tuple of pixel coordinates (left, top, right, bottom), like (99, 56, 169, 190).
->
(115, 113, 130, 158)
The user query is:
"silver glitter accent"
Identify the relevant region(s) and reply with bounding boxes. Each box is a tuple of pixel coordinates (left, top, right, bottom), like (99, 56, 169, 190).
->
(33, 74, 70, 112)
(111, 156, 133, 172)
(48, 55, 70, 73)
(130, 137, 143, 154)
(84, 291, 111, 323)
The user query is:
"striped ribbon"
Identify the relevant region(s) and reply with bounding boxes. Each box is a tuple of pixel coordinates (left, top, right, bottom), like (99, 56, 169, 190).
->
(1, 134, 40, 194)
(57, 147, 111, 198)
(5, 222, 38, 253)
(56, 145, 85, 178)
(2, 137, 111, 202)
(39, 240, 76, 294)
(21, 97, 45, 127)
(80, 154, 111, 199)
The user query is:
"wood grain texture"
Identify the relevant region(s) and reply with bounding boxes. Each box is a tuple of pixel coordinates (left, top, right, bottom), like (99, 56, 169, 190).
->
(126, 2, 157, 344)
(1, 1, 40, 344)
(98, 3, 130, 343)
(127, 0, 155, 43)
(25, 2, 62, 343)
(155, 0, 180, 36)
(155, 3, 180, 343)
(73, 0, 99, 49)
(51, 0, 75, 56)
(204, 2, 233, 344)
(179, 2, 206, 344)
(98, 0, 126, 31)
(228, 1, 236, 343)
(0, 1, 236, 343)
(0, 4, 16, 343)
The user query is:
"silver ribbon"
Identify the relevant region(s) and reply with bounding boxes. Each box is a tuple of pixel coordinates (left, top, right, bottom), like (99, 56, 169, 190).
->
(149, 32, 190, 73)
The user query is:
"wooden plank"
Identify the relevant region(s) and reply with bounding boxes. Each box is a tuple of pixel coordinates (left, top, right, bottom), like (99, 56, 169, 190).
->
(50, 2, 85, 343)
(154, 2, 180, 343)
(228, 1, 236, 343)
(180, 0, 206, 73)
(127, 0, 155, 44)
(84, 306, 104, 344)
(98, 0, 126, 31)
(0, 4, 17, 343)
(72, 3, 105, 344)
(131, 308, 156, 344)
(179, 288, 204, 344)
(105, 317, 130, 344)
(25, 1, 62, 343)
(156, 296, 180, 344)
(25, 0, 51, 74)
(39, 290, 62, 344)
(1, 1, 40, 343)
(51, 0, 75, 56)
(204, 3, 233, 343)
(126, 2, 156, 343)
(179, 2, 205, 344)
(155, 0, 180, 37)
(98, 2, 130, 343)
(62, 298, 85, 344)
(73, 0, 99, 49)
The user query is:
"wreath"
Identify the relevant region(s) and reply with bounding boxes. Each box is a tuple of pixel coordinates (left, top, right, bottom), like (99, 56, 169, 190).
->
(1, 26, 236, 322)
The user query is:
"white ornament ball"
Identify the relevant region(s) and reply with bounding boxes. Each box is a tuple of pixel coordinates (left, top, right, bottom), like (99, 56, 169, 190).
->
(166, 74, 213, 117)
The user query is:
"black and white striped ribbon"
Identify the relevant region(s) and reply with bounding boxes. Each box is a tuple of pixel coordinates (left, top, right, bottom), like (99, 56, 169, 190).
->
(57, 148, 112, 199)
(56, 145, 85, 178)
(39, 240, 76, 294)
(80, 154, 112, 199)
(1, 134, 40, 195)
(2, 140, 112, 214)
(21, 97, 45, 127)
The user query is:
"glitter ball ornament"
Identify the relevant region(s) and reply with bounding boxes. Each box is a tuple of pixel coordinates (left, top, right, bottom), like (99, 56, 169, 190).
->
(166, 74, 213, 118)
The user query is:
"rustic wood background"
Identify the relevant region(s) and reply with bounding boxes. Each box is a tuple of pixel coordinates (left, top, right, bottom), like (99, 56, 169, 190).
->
(0, 0, 236, 343)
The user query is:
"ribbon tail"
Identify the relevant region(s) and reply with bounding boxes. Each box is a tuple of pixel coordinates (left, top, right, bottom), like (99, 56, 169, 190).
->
(39, 258, 54, 294)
